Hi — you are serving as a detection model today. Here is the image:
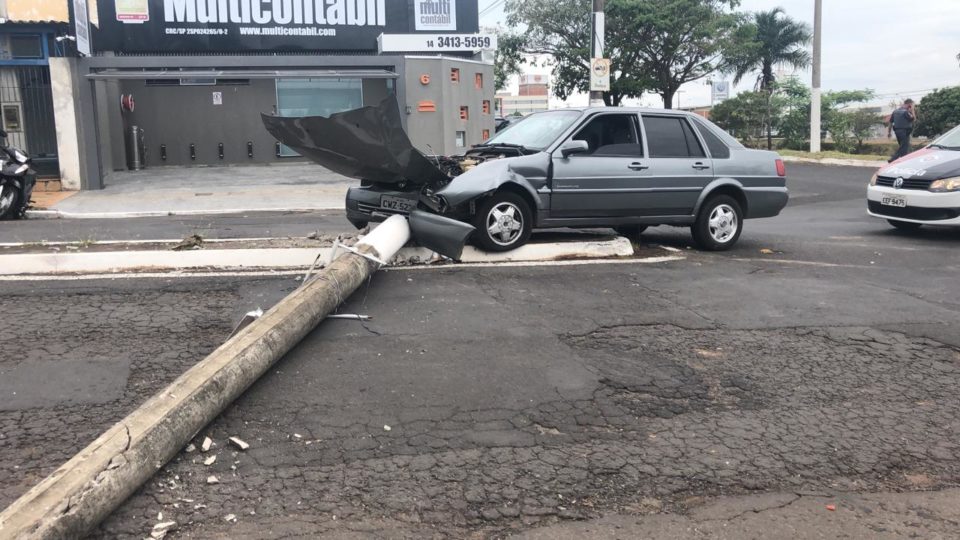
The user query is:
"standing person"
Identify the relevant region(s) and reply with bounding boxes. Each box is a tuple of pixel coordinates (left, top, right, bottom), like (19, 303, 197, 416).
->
(888, 99, 916, 162)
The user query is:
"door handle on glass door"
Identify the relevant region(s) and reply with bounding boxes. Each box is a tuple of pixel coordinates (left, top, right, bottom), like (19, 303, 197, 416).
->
(692, 162, 710, 170)
(628, 162, 649, 171)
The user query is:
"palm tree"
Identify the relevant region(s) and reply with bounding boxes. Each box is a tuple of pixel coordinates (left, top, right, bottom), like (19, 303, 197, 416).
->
(730, 8, 812, 149)
(733, 8, 812, 91)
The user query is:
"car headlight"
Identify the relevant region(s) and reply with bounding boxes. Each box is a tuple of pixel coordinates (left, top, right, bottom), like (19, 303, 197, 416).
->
(929, 177, 960, 192)
(869, 173, 878, 186)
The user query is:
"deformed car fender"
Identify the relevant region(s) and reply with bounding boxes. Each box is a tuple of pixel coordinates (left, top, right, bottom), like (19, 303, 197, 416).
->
(436, 157, 543, 212)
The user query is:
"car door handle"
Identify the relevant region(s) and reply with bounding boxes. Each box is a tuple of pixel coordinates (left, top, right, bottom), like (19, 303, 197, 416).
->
(628, 162, 649, 171)
(692, 162, 710, 170)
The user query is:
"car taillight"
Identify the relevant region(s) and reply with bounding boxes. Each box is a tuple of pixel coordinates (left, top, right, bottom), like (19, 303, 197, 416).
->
(775, 159, 786, 177)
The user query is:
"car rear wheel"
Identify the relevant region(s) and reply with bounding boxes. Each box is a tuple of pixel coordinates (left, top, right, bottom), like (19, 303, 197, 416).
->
(692, 195, 743, 251)
(0, 184, 21, 220)
(473, 191, 533, 252)
(887, 219, 922, 231)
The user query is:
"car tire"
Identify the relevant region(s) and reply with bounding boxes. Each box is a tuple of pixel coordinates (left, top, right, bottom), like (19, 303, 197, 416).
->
(473, 191, 533, 252)
(614, 225, 648, 239)
(887, 219, 922, 231)
(691, 195, 743, 251)
(348, 219, 368, 230)
(0, 184, 21, 221)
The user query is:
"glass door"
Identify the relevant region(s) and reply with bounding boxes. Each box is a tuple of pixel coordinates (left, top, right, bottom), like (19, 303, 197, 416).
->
(275, 78, 363, 157)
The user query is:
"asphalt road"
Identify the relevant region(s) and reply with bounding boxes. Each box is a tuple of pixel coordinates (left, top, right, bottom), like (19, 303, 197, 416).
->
(1, 163, 959, 538)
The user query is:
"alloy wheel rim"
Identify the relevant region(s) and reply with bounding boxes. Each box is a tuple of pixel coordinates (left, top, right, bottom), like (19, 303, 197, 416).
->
(486, 202, 524, 246)
(708, 204, 738, 243)
(0, 185, 14, 215)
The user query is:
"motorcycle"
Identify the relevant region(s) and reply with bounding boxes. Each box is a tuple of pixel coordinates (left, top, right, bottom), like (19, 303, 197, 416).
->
(0, 128, 36, 220)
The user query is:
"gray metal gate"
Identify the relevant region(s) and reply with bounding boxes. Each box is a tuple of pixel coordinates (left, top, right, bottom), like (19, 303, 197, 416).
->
(0, 65, 59, 177)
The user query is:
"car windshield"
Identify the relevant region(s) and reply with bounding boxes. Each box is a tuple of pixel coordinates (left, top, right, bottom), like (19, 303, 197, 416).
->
(481, 110, 582, 151)
(931, 124, 960, 149)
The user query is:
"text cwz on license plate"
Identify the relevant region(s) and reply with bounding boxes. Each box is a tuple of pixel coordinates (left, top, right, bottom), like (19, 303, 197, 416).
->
(881, 195, 907, 208)
(381, 195, 415, 212)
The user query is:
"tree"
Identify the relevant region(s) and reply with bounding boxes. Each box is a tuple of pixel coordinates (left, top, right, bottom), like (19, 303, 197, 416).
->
(776, 78, 874, 151)
(494, 33, 526, 91)
(502, 0, 650, 106)
(844, 108, 882, 152)
(727, 8, 810, 148)
(503, 0, 747, 107)
(913, 86, 960, 138)
(729, 8, 811, 91)
(710, 90, 782, 145)
(618, 0, 749, 108)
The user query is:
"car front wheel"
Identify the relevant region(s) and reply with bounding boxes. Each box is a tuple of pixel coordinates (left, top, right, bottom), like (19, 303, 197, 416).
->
(473, 191, 533, 252)
(692, 195, 743, 251)
(887, 219, 922, 231)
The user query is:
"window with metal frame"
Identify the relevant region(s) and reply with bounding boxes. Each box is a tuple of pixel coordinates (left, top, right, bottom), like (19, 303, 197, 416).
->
(571, 114, 644, 157)
(642, 115, 706, 158)
(10, 35, 43, 59)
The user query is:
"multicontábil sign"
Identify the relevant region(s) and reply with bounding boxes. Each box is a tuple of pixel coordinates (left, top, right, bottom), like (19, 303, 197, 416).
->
(92, 0, 479, 53)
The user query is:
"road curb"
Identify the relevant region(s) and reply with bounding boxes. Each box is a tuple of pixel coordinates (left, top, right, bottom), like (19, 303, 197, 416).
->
(781, 155, 885, 168)
(0, 237, 634, 276)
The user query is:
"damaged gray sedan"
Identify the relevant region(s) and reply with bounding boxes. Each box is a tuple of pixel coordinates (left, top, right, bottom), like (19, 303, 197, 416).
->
(264, 98, 788, 252)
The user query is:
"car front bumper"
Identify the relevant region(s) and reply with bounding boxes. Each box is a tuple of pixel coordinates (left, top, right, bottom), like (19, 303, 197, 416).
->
(867, 185, 960, 225)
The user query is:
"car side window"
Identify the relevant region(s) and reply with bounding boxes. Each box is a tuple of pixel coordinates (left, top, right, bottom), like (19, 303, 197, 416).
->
(692, 119, 731, 159)
(642, 115, 706, 158)
(571, 114, 643, 157)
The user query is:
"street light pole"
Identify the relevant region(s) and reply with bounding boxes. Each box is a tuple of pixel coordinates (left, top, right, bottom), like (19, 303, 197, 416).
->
(810, 0, 822, 152)
(589, 0, 605, 106)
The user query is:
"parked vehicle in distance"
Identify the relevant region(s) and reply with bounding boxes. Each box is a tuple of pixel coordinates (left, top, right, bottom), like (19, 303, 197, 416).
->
(264, 100, 789, 252)
(868, 124, 960, 230)
(0, 129, 36, 220)
(495, 115, 525, 133)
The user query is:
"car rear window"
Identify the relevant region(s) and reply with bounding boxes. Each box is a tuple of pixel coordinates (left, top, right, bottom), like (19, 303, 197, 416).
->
(642, 116, 705, 158)
(692, 118, 731, 159)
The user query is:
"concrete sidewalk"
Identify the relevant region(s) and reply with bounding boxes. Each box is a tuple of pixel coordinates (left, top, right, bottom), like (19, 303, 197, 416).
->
(30, 162, 354, 218)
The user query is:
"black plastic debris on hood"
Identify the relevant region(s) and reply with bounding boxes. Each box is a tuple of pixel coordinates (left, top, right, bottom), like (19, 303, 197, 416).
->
(261, 97, 449, 186)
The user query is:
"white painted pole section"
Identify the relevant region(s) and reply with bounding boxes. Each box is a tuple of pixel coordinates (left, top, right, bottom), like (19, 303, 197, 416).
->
(355, 215, 411, 262)
(810, 0, 823, 153)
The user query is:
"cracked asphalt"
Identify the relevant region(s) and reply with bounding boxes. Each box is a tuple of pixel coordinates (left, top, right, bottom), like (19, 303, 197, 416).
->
(1, 164, 959, 538)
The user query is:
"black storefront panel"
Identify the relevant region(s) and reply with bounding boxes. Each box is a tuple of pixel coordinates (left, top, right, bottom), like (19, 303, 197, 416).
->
(93, 0, 479, 53)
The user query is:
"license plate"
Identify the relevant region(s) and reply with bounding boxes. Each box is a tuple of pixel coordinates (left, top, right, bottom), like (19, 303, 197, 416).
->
(380, 195, 415, 212)
(881, 195, 907, 208)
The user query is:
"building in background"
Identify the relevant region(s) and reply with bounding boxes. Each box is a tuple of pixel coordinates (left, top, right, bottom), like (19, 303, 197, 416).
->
(0, 0, 69, 179)
(55, 0, 494, 190)
(497, 73, 549, 116)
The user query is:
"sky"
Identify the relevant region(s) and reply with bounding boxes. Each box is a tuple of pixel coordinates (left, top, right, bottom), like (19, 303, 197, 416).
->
(481, 0, 960, 109)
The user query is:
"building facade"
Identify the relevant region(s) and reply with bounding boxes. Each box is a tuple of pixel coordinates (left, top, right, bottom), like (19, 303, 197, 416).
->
(61, 0, 494, 189)
(0, 0, 68, 178)
(496, 73, 549, 116)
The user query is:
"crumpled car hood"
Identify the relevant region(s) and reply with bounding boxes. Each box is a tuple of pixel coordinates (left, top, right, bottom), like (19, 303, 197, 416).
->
(261, 97, 450, 186)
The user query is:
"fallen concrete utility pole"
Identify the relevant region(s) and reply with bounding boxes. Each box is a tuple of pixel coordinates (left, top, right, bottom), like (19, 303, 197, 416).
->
(0, 215, 411, 540)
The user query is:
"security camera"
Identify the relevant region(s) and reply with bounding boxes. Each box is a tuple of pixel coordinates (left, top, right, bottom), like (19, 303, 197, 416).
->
(56, 35, 77, 42)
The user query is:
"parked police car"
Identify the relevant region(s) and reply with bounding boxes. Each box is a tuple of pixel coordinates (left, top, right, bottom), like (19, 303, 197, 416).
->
(868, 124, 960, 230)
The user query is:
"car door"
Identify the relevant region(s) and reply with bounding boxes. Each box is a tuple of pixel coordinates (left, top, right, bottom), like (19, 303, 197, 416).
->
(639, 114, 714, 216)
(550, 112, 657, 218)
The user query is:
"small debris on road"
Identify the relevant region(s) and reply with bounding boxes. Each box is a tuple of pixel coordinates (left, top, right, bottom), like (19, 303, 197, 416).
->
(172, 234, 204, 251)
(204, 455, 217, 466)
(228, 437, 250, 451)
(150, 521, 177, 540)
(383, 425, 392, 432)
(224, 514, 237, 523)
(760, 248, 775, 254)
(293, 433, 302, 440)
(201, 437, 213, 452)
(184, 443, 196, 453)
(206, 475, 219, 484)
(826, 504, 836, 511)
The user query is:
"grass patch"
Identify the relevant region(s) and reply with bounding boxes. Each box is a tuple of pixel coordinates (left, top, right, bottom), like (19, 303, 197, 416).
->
(778, 149, 888, 162)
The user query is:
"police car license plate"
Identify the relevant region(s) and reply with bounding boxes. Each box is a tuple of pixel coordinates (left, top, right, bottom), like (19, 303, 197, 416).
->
(881, 195, 907, 208)
(381, 195, 415, 212)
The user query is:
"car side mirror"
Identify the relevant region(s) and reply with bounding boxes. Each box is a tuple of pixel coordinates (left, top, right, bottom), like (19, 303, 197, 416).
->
(559, 139, 590, 158)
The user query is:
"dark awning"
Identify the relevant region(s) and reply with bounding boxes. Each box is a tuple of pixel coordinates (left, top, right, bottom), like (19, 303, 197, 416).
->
(86, 69, 398, 80)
